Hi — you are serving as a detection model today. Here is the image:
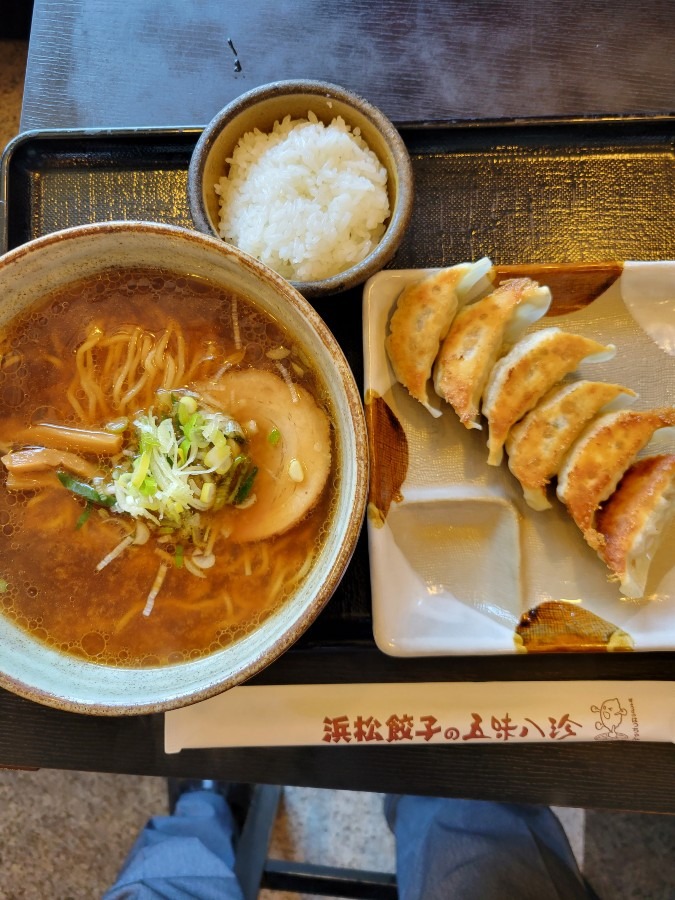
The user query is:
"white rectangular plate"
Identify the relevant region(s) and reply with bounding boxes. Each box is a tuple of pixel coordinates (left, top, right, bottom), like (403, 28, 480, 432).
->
(363, 263, 675, 656)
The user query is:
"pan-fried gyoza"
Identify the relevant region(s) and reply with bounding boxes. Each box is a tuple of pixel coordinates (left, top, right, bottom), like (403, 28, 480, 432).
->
(433, 277, 551, 430)
(506, 381, 636, 511)
(384, 258, 675, 598)
(482, 327, 616, 466)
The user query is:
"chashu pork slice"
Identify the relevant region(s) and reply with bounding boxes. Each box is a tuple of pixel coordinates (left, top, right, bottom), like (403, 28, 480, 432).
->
(196, 369, 332, 543)
(556, 407, 675, 550)
(482, 327, 616, 466)
(595, 455, 675, 598)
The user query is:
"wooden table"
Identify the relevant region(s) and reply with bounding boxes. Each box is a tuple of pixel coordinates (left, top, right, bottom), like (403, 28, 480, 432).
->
(4, 0, 675, 813)
(19, 0, 675, 129)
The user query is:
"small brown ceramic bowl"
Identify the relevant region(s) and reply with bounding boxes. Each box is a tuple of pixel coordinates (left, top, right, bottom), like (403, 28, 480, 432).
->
(188, 80, 414, 298)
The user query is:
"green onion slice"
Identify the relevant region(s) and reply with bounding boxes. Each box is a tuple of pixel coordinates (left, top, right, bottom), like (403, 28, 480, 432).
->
(235, 466, 258, 504)
(174, 544, 184, 568)
(75, 501, 93, 530)
(57, 471, 115, 507)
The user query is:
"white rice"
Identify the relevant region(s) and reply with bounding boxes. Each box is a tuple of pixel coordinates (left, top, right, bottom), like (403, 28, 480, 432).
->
(215, 112, 390, 282)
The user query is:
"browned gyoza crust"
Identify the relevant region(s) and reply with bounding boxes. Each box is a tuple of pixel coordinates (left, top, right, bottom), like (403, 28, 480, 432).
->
(385, 267, 466, 406)
(433, 277, 549, 430)
(506, 380, 635, 510)
(482, 327, 616, 466)
(595, 454, 675, 596)
(557, 408, 675, 545)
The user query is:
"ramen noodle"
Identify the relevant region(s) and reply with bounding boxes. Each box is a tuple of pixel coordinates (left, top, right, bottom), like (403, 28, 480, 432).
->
(0, 267, 336, 667)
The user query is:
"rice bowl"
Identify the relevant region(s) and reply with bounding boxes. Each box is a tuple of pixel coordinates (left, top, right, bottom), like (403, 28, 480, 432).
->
(188, 80, 414, 298)
(215, 112, 390, 282)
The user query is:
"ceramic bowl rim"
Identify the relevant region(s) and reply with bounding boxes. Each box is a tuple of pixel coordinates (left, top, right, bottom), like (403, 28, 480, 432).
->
(0, 220, 369, 715)
(188, 79, 414, 298)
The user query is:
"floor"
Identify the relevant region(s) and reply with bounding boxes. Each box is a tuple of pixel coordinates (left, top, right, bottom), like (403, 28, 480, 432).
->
(1, 36, 675, 900)
(2, 769, 675, 900)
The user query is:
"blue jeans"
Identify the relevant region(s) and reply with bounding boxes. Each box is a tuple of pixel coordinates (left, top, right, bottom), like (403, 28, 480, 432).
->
(386, 795, 590, 899)
(103, 791, 244, 900)
(105, 790, 590, 899)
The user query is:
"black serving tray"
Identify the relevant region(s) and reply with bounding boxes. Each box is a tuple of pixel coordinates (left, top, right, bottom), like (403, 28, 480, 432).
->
(2, 117, 675, 685)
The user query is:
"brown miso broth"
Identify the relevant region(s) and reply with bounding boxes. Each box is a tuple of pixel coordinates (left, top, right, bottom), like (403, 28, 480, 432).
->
(0, 267, 337, 667)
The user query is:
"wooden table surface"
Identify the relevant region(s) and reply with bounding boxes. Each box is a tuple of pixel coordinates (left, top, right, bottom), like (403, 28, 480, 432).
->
(20, 0, 675, 129)
(5, 0, 675, 812)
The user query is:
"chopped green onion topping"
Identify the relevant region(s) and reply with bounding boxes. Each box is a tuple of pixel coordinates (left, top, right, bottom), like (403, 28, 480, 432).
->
(57, 471, 115, 507)
(0, 579, 8, 593)
(182, 411, 199, 441)
(75, 501, 93, 530)
(235, 466, 258, 504)
(177, 395, 198, 424)
(140, 475, 158, 496)
(174, 544, 184, 568)
(268, 427, 281, 446)
(108, 396, 256, 527)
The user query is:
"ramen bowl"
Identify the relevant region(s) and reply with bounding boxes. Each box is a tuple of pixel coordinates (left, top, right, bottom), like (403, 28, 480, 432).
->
(188, 79, 414, 298)
(0, 221, 368, 715)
